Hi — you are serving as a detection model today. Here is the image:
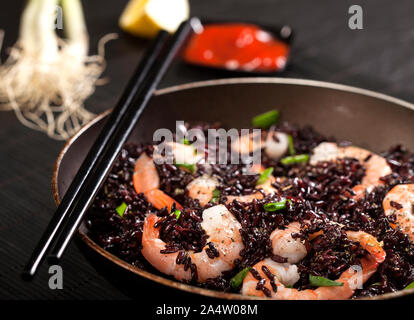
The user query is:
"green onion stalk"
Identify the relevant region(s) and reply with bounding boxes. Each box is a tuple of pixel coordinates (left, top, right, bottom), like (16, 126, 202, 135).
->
(257, 167, 274, 185)
(0, 0, 118, 140)
(309, 275, 343, 287)
(404, 281, 414, 290)
(230, 267, 251, 289)
(252, 110, 279, 129)
(263, 199, 292, 212)
(280, 154, 309, 165)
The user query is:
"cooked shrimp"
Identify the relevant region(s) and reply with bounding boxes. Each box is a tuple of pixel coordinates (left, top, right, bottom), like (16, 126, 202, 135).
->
(186, 174, 219, 206)
(383, 184, 414, 242)
(223, 163, 278, 203)
(228, 132, 287, 204)
(133, 153, 182, 211)
(186, 163, 278, 206)
(141, 204, 244, 282)
(225, 175, 277, 204)
(271, 222, 308, 263)
(154, 141, 204, 166)
(271, 223, 384, 265)
(240, 222, 306, 296)
(141, 214, 192, 281)
(346, 230, 386, 263)
(311, 142, 392, 198)
(231, 130, 289, 160)
(242, 227, 385, 299)
(231, 131, 262, 155)
(264, 130, 289, 160)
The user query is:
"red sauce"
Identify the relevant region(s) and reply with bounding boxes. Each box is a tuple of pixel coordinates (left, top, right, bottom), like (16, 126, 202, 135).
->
(183, 23, 290, 72)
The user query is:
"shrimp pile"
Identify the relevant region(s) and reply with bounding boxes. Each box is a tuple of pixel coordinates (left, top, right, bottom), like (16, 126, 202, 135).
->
(310, 142, 392, 198)
(142, 205, 244, 282)
(242, 223, 386, 299)
(86, 120, 414, 299)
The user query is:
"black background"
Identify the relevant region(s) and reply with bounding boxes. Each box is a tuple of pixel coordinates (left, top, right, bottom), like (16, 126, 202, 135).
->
(1, 0, 414, 301)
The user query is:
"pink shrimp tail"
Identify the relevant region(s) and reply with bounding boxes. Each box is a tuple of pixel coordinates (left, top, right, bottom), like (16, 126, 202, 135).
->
(133, 153, 182, 211)
(144, 189, 183, 211)
(133, 153, 160, 193)
(346, 231, 386, 264)
(143, 214, 161, 239)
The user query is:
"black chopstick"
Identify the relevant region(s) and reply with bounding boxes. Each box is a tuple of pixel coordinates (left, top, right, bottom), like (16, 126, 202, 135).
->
(22, 30, 171, 280)
(48, 19, 195, 262)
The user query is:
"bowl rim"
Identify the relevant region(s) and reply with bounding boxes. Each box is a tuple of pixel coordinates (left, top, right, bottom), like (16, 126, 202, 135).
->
(52, 77, 414, 300)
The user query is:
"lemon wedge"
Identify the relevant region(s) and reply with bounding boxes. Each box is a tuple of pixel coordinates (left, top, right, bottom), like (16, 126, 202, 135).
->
(119, 0, 190, 38)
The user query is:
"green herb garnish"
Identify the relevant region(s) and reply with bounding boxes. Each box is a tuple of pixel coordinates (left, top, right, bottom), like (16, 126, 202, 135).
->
(263, 199, 292, 212)
(309, 275, 343, 287)
(404, 281, 414, 290)
(370, 282, 382, 287)
(210, 189, 221, 204)
(252, 110, 279, 129)
(257, 167, 274, 185)
(280, 154, 309, 165)
(115, 202, 127, 218)
(230, 267, 251, 289)
(181, 138, 198, 154)
(173, 209, 181, 220)
(175, 163, 196, 173)
(287, 134, 295, 155)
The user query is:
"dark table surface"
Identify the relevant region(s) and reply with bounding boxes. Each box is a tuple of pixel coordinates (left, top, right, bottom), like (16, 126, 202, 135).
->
(1, 0, 414, 300)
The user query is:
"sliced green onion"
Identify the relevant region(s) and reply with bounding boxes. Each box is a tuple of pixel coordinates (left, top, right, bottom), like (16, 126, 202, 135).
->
(309, 275, 343, 287)
(173, 209, 181, 220)
(370, 282, 382, 287)
(287, 134, 295, 155)
(230, 267, 251, 289)
(181, 138, 197, 154)
(263, 199, 292, 212)
(404, 281, 414, 290)
(210, 189, 221, 204)
(257, 167, 274, 185)
(115, 202, 127, 218)
(280, 154, 309, 165)
(252, 110, 279, 129)
(180, 138, 198, 155)
(175, 163, 196, 173)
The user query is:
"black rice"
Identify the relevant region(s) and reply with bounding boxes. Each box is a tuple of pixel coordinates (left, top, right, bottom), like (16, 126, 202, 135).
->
(85, 122, 414, 298)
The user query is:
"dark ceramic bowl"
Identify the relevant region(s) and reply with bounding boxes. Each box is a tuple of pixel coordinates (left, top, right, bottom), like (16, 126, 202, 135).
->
(52, 78, 414, 300)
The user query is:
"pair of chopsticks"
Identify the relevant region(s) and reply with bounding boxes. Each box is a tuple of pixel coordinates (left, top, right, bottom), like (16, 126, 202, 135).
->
(23, 18, 197, 279)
